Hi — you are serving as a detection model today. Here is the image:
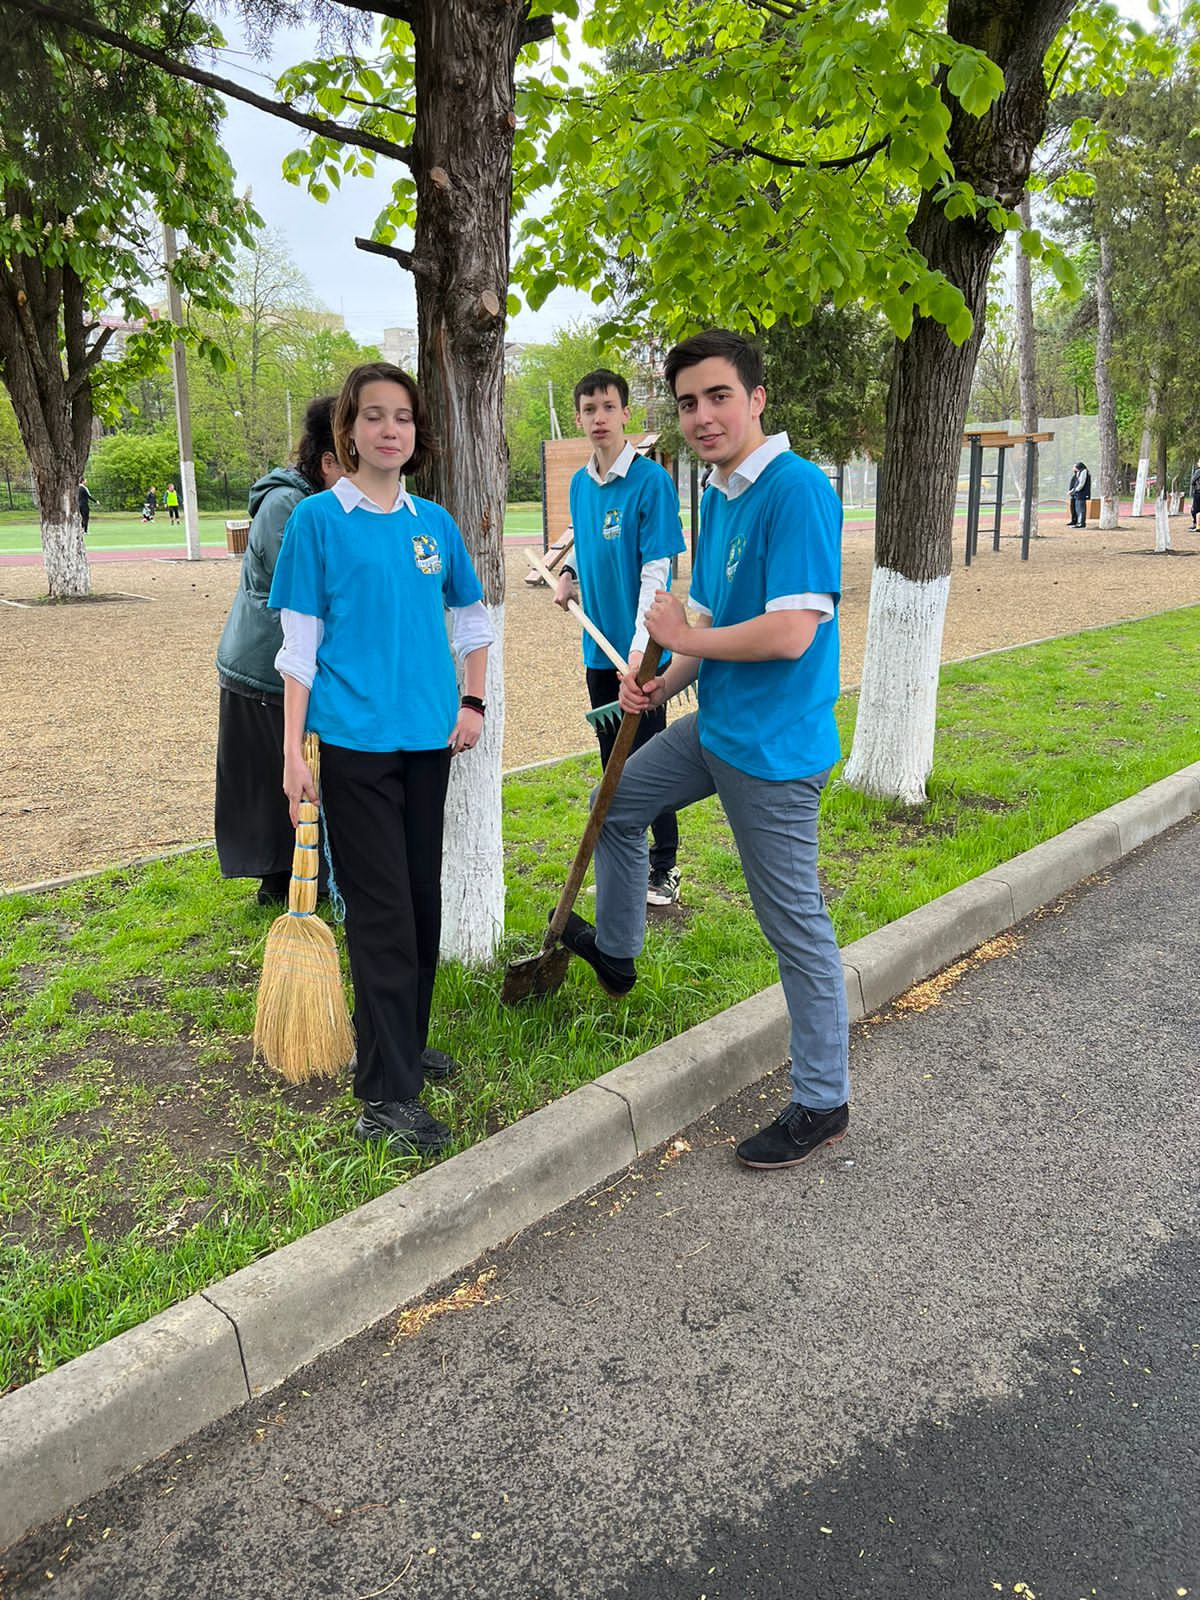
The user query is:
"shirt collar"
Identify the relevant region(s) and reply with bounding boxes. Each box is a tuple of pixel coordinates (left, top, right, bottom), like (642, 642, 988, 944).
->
(708, 433, 790, 501)
(586, 440, 637, 486)
(331, 475, 416, 516)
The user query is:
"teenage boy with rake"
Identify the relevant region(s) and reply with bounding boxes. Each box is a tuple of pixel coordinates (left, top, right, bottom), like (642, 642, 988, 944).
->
(560, 329, 850, 1171)
(555, 369, 686, 906)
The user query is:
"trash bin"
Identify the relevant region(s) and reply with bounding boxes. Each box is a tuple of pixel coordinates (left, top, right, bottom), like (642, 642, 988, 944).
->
(1087, 498, 1100, 522)
(225, 519, 250, 555)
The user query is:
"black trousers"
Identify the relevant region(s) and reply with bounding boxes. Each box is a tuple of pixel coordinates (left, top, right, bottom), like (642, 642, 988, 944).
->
(319, 742, 452, 1105)
(585, 666, 678, 872)
(215, 685, 295, 880)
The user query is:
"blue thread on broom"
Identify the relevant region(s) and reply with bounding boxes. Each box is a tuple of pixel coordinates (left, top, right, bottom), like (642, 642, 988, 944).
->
(319, 802, 346, 924)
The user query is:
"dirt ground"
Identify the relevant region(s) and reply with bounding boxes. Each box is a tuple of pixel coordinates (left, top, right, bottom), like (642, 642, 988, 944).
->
(3, 516, 1199, 889)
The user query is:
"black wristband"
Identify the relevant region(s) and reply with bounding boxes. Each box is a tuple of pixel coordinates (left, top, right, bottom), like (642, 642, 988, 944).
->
(461, 695, 486, 715)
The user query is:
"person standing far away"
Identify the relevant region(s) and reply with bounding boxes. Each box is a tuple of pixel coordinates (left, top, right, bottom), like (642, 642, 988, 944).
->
(554, 369, 686, 906)
(142, 484, 157, 522)
(1067, 461, 1090, 528)
(164, 482, 181, 524)
(1189, 459, 1200, 531)
(269, 362, 495, 1157)
(77, 479, 96, 533)
(557, 328, 850, 1172)
(215, 396, 341, 906)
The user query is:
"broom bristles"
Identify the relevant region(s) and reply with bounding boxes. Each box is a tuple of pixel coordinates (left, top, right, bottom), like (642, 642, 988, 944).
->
(254, 912, 355, 1083)
(253, 730, 355, 1084)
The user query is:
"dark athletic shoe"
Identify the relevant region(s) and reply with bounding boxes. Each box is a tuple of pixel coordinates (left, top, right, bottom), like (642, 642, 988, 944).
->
(735, 1101, 849, 1170)
(354, 1098, 451, 1155)
(646, 865, 681, 906)
(421, 1046, 460, 1082)
(257, 872, 291, 906)
(346, 1049, 454, 1083)
(558, 910, 637, 997)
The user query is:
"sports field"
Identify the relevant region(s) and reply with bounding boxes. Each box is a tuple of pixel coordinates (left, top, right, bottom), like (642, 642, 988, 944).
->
(0, 504, 547, 555)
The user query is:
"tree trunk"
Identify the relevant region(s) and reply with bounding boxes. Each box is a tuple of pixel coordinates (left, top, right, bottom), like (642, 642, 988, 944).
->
(844, 0, 1074, 804)
(1153, 429, 1172, 552)
(1095, 226, 1119, 530)
(1014, 193, 1039, 538)
(1131, 373, 1156, 517)
(0, 254, 93, 597)
(409, 0, 521, 964)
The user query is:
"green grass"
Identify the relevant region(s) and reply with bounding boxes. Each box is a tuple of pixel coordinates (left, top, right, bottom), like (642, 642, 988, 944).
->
(1, 606, 1197, 1390)
(0, 504, 547, 554)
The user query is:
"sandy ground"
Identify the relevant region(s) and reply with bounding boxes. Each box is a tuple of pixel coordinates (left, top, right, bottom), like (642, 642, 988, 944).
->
(3, 516, 1199, 889)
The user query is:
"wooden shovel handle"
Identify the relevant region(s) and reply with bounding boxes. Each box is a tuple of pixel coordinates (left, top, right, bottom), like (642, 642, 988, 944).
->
(546, 640, 664, 943)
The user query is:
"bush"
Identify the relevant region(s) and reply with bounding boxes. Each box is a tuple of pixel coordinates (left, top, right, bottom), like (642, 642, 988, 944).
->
(87, 431, 181, 512)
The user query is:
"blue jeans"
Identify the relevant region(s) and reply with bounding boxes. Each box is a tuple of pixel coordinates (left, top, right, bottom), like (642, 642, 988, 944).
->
(592, 713, 849, 1110)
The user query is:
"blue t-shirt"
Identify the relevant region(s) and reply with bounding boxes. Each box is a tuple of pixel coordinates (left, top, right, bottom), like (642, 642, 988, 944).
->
(268, 489, 484, 753)
(689, 451, 842, 782)
(568, 452, 685, 668)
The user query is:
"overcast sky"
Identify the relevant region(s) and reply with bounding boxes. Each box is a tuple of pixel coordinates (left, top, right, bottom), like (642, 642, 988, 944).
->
(217, 19, 596, 350)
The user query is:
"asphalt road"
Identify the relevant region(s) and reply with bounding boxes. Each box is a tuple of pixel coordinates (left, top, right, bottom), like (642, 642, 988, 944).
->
(3, 818, 1197, 1600)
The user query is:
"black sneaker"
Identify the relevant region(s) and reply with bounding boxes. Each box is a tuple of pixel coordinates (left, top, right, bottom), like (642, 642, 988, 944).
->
(257, 872, 291, 906)
(646, 865, 681, 906)
(354, 1098, 451, 1154)
(421, 1046, 460, 1082)
(558, 910, 637, 996)
(347, 1049, 456, 1083)
(735, 1101, 849, 1170)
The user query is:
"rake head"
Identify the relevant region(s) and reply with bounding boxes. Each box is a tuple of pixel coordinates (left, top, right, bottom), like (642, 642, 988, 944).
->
(585, 699, 622, 732)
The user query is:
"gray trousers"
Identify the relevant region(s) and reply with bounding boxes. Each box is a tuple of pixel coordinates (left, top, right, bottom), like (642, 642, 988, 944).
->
(593, 713, 850, 1110)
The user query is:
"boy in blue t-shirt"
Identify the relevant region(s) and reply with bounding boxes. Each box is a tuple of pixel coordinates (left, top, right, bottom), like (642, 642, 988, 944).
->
(554, 369, 686, 905)
(559, 331, 850, 1173)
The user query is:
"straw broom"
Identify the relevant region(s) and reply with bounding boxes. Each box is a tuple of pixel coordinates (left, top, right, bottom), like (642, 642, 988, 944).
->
(253, 731, 355, 1082)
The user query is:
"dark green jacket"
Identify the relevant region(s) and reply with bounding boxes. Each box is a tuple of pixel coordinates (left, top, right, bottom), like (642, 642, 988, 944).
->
(216, 467, 312, 698)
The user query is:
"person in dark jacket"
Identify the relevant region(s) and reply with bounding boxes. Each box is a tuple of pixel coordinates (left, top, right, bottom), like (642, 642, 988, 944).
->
(1067, 462, 1091, 528)
(215, 396, 340, 903)
(1188, 460, 1200, 530)
(77, 480, 96, 531)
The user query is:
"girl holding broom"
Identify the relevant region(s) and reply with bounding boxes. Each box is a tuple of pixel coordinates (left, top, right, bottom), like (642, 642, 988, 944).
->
(268, 362, 495, 1154)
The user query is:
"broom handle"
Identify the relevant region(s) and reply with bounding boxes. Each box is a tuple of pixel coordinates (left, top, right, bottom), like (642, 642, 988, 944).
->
(288, 731, 322, 916)
(546, 640, 664, 944)
(525, 551, 630, 675)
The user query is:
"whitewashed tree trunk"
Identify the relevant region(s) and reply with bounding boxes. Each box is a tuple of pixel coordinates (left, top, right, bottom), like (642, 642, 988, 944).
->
(1131, 398, 1155, 517)
(441, 604, 506, 964)
(1095, 228, 1120, 530)
(39, 490, 91, 598)
(843, 570, 950, 804)
(843, 0, 1069, 805)
(1154, 496, 1173, 552)
(409, 0, 532, 963)
(1014, 194, 1039, 538)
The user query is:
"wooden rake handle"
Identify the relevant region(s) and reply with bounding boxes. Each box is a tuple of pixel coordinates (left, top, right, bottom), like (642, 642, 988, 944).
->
(545, 640, 664, 944)
(524, 550, 630, 675)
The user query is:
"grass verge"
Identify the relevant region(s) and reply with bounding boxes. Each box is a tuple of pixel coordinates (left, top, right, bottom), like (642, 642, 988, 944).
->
(1, 606, 1197, 1391)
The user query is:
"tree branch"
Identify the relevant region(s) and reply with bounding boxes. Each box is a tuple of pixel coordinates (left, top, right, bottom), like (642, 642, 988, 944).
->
(354, 236, 435, 277)
(520, 13, 556, 47)
(719, 134, 889, 172)
(0, 0, 414, 167)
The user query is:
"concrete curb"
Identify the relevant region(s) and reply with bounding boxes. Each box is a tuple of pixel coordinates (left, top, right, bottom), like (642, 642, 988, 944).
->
(3, 760, 1199, 1549)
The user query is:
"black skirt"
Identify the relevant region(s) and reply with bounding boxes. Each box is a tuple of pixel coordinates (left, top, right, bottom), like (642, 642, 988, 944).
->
(215, 683, 297, 880)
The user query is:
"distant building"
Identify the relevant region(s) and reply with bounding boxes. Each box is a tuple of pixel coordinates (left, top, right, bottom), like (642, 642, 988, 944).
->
(383, 326, 419, 371)
(91, 312, 149, 363)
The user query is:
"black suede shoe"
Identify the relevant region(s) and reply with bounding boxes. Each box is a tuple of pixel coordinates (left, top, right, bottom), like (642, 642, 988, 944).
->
(735, 1101, 849, 1170)
(353, 1099, 451, 1154)
(558, 910, 637, 996)
(421, 1046, 460, 1082)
